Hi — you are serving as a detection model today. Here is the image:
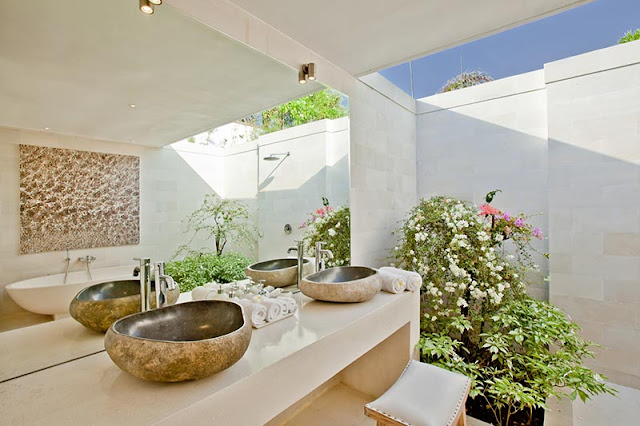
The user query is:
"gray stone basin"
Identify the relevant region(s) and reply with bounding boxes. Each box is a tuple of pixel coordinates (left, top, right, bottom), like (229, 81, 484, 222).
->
(69, 279, 180, 333)
(300, 266, 382, 303)
(246, 258, 313, 287)
(105, 300, 251, 382)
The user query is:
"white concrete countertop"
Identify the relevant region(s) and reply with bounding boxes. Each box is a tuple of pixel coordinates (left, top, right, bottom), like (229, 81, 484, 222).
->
(0, 290, 419, 425)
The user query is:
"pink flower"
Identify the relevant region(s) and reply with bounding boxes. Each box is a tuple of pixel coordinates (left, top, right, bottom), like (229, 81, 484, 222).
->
(479, 204, 500, 216)
(300, 222, 307, 228)
(514, 218, 526, 227)
(500, 212, 512, 221)
(532, 227, 543, 239)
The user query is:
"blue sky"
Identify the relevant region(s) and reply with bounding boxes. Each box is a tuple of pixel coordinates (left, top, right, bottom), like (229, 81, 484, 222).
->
(379, 0, 640, 98)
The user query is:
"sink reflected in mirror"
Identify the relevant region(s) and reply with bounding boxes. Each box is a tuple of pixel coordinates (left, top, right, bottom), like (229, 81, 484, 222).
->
(300, 266, 381, 303)
(105, 300, 251, 382)
(246, 258, 313, 287)
(69, 279, 180, 333)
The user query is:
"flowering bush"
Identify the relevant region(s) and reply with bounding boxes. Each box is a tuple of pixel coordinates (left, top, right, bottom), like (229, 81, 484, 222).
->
(394, 195, 614, 426)
(300, 199, 350, 267)
(440, 70, 494, 93)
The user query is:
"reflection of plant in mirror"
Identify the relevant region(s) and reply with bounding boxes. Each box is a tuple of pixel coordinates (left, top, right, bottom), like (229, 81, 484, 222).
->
(165, 252, 251, 292)
(394, 194, 615, 426)
(300, 200, 350, 267)
(244, 89, 348, 135)
(175, 194, 258, 257)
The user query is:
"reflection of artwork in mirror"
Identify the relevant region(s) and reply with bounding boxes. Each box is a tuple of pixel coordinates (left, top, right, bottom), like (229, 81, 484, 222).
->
(19, 145, 140, 254)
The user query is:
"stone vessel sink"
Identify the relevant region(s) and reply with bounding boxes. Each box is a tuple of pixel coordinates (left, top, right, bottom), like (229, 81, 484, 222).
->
(105, 300, 251, 382)
(300, 266, 381, 303)
(69, 279, 180, 333)
(246, 258, 313, 287)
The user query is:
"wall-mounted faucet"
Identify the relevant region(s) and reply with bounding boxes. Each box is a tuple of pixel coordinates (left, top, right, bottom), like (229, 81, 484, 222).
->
(63, 249, 71, 284)
(315, 242, 334, 272)
(154, 261, 177, 309)
(78, 255, 96, 280)
(287, 240, 305, 286)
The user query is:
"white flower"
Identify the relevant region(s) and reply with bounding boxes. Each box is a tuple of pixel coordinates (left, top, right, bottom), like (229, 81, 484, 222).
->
(335, 222, 340, 228)
(456, 298, 468, 308)
(410, 250, 415, 255)
(328, 228, 336, 237)
(495, 234, 504, 242)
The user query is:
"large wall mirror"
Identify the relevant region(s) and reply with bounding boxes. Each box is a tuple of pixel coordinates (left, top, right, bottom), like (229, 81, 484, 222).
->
(0, 0, 350, 382)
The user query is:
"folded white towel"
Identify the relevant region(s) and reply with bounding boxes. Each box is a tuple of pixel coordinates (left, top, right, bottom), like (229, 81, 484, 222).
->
(378, 269, 406, 294)
(273, 298, 289, 318)
(277, 296, 297, 314)
(268, 288, 282, 298)
(238, 299, 267, 327)
(380, 267, 423, 292)
(253, 295, 281, 322)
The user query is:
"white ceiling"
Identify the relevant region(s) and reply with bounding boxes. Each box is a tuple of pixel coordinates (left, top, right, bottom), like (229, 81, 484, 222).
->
(228, 0, 591, 76)
(0, 0, 320, 147)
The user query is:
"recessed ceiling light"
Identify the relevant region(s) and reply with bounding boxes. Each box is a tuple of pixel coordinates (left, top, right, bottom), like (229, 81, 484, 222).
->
(129, 104, 137, 108)
(44, 127, 50, 130)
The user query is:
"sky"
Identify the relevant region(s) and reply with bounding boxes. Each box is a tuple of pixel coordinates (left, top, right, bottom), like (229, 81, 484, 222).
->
(379, 0, 640, 98)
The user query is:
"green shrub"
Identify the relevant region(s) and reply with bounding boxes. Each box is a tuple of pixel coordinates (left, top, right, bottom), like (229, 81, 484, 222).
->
(619, 29, 640, 44)
(165, 252, 252, 292)
(394, 195, 615, 426)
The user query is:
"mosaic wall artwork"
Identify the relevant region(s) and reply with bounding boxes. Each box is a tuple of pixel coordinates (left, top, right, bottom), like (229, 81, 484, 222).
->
(19, 144, 140, 254)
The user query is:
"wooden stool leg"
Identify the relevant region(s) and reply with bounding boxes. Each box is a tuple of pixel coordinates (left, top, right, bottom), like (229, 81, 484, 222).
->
(456, 410, 467, 426)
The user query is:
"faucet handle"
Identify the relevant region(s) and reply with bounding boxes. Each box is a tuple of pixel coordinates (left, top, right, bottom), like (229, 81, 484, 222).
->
(134, 257, 151, 264)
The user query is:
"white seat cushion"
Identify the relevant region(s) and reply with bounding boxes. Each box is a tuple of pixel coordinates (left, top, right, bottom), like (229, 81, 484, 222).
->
(365, 360, 471, 426)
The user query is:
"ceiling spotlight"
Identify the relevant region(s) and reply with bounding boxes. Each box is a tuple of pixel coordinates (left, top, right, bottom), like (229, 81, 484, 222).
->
(149, 0, 162, 4)
(129, 104, 137, 108)
(139, 0, 154, 15)
(299, 63, 316, 84)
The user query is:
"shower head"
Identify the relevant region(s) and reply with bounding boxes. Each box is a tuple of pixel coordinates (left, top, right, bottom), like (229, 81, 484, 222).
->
(263, 152, 290, 161)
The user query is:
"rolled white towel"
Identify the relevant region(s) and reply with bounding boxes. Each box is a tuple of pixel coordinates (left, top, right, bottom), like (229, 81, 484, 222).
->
(277, 296, 297, 314)
(238, 299, 267, 327)
(268, 288, 282, 298)
(192, 285, 211, 300)
(380, 267, 423, 292)
(377, 269, 406, 294)
(253, 295, 281, 322)
(273, 298, 289, 317)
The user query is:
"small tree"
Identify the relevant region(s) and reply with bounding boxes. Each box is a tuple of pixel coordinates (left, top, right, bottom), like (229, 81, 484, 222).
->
(619, 29, 640, 44)
(440, 70, 494, 93)
(175, 194, 258, 257)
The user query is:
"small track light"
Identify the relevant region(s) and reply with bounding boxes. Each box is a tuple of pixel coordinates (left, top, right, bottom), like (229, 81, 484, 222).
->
(299, 63, 316, 84)
(139, 0, 154, 15)
(149, 0, 162, 4)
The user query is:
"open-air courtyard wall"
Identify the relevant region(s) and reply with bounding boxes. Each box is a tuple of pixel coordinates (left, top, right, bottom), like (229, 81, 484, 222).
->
(415, 41, 640, 388)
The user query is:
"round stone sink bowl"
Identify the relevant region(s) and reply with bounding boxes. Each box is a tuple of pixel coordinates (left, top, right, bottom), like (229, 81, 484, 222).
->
(69, 279, 180, 333)
(300, 266, 382, 303)
(105, 300, 251, 382)
(246, 258, 313, 287)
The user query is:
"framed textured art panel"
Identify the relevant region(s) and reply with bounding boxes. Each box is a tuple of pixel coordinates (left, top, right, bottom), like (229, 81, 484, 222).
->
(19, 144, 140, 254)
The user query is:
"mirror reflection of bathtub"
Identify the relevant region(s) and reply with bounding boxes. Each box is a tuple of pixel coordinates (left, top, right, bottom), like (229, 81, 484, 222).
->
(6, 266, 136, 319)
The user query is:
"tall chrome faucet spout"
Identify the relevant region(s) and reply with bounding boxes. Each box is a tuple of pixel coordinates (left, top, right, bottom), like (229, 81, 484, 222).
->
(134, 257, 152, 312)
(287, 240, 305, 286)
(315, 242, 334, 272)
(154, 261, 176, 309)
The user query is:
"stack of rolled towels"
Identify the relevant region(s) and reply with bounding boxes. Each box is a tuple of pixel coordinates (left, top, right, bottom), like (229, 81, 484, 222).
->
(191, 282, 297, 328)
(378, 266, 423, 294)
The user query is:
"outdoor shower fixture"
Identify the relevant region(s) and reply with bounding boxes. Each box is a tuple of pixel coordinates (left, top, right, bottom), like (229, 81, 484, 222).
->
(263, 152, 290, 161)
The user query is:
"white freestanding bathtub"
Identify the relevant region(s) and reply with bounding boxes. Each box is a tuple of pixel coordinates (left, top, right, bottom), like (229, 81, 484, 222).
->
(6, 265, 136, 318)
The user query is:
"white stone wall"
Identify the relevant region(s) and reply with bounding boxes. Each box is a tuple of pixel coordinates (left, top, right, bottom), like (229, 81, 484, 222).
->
(414, 42, 640, 388)
(546, 42, 640, 388)
(415, 71, 550, 299)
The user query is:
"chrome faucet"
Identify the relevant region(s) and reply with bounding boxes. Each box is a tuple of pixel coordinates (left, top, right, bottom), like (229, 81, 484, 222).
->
(287, 240, 305, 286)
(154, 261, 177, 309)
(63, 249, 71, 284)
(134, 257, 152, 312)
(78, 255, 96, 280)
(315, 242, 334, 272)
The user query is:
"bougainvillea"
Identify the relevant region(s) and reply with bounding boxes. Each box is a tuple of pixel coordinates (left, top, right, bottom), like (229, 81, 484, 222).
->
(300, 199, 350, 267)
(440, 70, 494, 93)
(394, 194, 614, 426)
